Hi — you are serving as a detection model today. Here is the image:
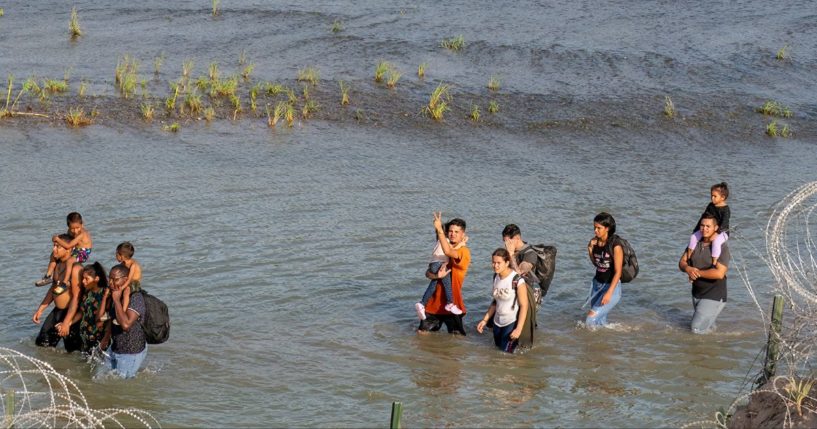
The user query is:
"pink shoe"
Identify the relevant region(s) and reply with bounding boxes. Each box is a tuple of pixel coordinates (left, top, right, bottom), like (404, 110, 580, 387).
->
(444, 303, 463, 315)
(415, 302, 427, 320)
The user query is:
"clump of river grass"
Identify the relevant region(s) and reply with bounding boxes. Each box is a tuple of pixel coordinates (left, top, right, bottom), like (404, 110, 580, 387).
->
(757, 100, 792, 118)
(184, 91, 203, 115)
(140, 103, 155, 122)
(339, 81, 350, 105)
(241, 63, 255, 81)
(386, 68, 401, 88)
(1, 75, 35, 118)
(69, 7, 82, 39)
(297, 67, 319, 86)
(488, 100, 499, 114)
(664, 96, 675, 118)
(766, 120, 792, 138)
(331, 19, 343, 33)
(440, 35, 465, 51)
(267, 102, 286, 128)
(776, 45, 790, 61)
(487, 75, 500, 91)
(212, 0, 221, 17)
(182, 59, 194, 80)
(65, 106, 92, 127)
(469, 104, 480, 122)
(374, 61, 391, 83)
(204, 106, 215, 122)
(208, 63, 220, 81)
(165, 82, 180, 111)
(302, 99, 319, 119)
(265, 82, 286, 96)
(284, 103, 295, 127)
(425, 83, 450, 121)
(0, 8, 5, 17)
(163, 122, 180, 132)
(43, 78, 68, 94)
(114, 55, 140, 99)
(153, 53, 165, 75)
(78, 81, 87, 97)
(417, 63, 427, 78)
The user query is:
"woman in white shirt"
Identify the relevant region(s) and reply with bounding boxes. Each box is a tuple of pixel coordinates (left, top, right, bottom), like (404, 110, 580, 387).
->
(476, 248, 530, 353)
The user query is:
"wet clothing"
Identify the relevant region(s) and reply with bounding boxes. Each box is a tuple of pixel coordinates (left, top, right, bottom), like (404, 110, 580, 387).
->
(689, 241, 731, 301)
(424, 245, 471, 316)
(71, 247, 92, 263)
(592, 241, 621, 284)
(421, 261, 453, 305)
(79, 288, 105, 351)
(585, 278, 622, 327)
(35, 307, 82, 352)
(693, 203, 730, 234)
(492, 271, 523, 327)
(110, 292, 147, 354)
(417, 313, 466, 336)
(691, 297, 725, 334)
(493, 322, 518, 353)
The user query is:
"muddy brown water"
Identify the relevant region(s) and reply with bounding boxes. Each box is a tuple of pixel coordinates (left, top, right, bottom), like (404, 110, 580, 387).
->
(1, 1, 815, 427)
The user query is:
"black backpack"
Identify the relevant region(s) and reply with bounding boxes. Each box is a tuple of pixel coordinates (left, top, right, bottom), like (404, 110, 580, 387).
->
(139, 290, 170, 344)
(521, 244, 557, 297)
(608, 235, 639, 283)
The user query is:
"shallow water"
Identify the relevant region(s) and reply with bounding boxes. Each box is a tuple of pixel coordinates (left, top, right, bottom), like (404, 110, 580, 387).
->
(0, 1, 815, 427)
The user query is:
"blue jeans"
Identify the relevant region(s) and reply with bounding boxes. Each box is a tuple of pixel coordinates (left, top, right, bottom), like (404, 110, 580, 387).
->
(585, 278, 622, 327)
(493, 321, 518, 353)
(691, 298, 725, 334)
(94, 344, 147, 379)
(421, 261, 453, 304)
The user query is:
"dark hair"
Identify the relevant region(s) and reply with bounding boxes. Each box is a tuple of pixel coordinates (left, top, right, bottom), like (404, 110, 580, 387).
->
(711, 182, 729, 200)
(700, 211, 719, 226)
(502, 224, 521, 239)
(81, 261, 108, 289)
(57, 233, 73, 242)
(492, 248, 511, 262)
(66, 212, 83, 225)
(593, 212, 617, 236)
(448, 218, 466, 231)
(110, 263, 130, 279)
(116, 242, 135, 259)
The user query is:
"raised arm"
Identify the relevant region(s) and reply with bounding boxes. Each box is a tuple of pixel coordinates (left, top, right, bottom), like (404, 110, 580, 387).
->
(111, 287, 139, 331)
(53, 231, 85, 249)
(433, 212, 460, 259)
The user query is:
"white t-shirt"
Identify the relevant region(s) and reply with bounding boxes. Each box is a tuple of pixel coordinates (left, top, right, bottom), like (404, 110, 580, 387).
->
(429, 240, 448, 264)
(492, 270, 524, 327)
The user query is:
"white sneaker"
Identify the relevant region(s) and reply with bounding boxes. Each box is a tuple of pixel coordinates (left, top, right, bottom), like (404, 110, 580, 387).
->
(415, 302, 427, 320)
(444, 303, 463, 315)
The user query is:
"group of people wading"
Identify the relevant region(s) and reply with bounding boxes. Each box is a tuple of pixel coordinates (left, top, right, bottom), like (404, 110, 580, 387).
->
(417, 182, 732, 353)
(31, 212, 148, 378)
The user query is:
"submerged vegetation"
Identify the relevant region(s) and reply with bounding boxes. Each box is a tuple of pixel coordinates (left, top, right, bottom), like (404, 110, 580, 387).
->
(65, 106, 92, 127)
(469, 104, 480, 122)
(757, 100, 792, 118)
(339, 81, 350, 105)
(386, 68, 401, 89)
(487, 100, 499, 113)
(487, 75, 500, 91)
(69, 7, 82, 38)
(440, 35, 465, 51)
(766, 120, 792, 138)
(374, 61, 390, 83)
(417, 63, 427, 78)
(163, 122, 180, 132)
(664, 96, 675, 118)
(425, 83, 451, 121)
(297, 67, 319, 86)
(331, 20, 343, 33)
(212, 0, 221, 17)
(776, 45, 790, 61)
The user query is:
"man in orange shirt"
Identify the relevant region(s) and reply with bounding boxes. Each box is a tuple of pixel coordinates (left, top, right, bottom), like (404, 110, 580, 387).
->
(418, 212, 471, 335)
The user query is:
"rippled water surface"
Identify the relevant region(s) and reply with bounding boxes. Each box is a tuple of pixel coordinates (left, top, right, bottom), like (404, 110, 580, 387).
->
(0, 1, 815, 427)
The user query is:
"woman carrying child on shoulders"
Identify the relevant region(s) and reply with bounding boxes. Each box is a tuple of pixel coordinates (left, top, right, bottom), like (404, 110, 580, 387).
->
(476, 248, 531, 353)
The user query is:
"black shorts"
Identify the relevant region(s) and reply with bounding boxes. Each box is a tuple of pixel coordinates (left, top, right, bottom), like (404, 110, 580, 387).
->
(418, 313, 466, 336)
(35, 307, 82, 352)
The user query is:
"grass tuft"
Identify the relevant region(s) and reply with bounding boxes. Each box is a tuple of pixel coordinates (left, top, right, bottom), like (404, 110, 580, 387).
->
(184, 91, 203, 115)
(766, 120, 792, 138)
(238, 49, 247, 66)
(297, 67, 320, 85)
(776, 45, 790, 61)
(1, 75, 35, 117)
(284, 103, 295, 127)
(386, 69, 401, 88)
(487, 75, 500, 91)
(69, 7, 82, 38)
(43, 79, 68, 93)
(757, 100, 792, 118)
(154, 53, 165, 75)
(203, 106, 214, 122)
(241, 63, 255, 81)
(469, 104, 480, 122)
(440, 35, 464, 51)
(664, 96, 675, 118)
(488, 100, 499, 113)
(267, 102, 286, 128)
(331, 19, 343, 33)
(339, 81, 350, 105)
(208, 63, 220, 81)
(115, 55, 140, 99)
(78, 81, 87, 97)
(163, 122, 180, 132)
(425, 83, 451, 121)
(354, 109, 365, 121)
(182, 59, 194, 79)
(212, 0, 221, 16)
(302, 99, 319, 119)
(211, 76, 238, 97)
(374, 61, 390, 83)
(418, 63, 427, 78)
(140, 103, 155, 122)
(65, 106, 92, 127)
(265, 82, 286, 96)
(785, 376, 815, 416)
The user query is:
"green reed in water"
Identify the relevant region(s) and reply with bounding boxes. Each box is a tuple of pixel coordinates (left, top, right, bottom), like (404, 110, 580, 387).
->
(78, 81, 87, 97)
(42, 79, 68, 94)
(425, 83, 450, 121)
(212, 0, 221, 17)
(374, 61, 390, 83)
(766, 120, 792, 138)
(208, 62, 220, 81)
(417, 63, 427, 78)
(487, 100, 499, 113)
(163, 122, 180, 132)
(140, 103, 155, 121)
(757, 100, 792, 118)
(440, 35, 464, 51)
(386, 68, 401, 88)
(184, 91, 203, 115)
(204, 106, 215, 122)
(776, 45, 790, 61)
(331, 19, 343, 33)
(69, 7, 82, 38)
(154, 53, 165, 75)
(65, 106, 92, 127)
(470, 104, 480, 122)
(265, 82, 286, 96)
(339, 81, 350, 105)
(664, 96, 675, 118)
(487, 75, 500, 91)
(297, 67, 320, 85)
(241, 63, 255, 81)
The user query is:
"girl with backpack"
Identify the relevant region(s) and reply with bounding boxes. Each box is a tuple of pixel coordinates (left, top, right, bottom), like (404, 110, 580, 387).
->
(585, 212, 624, 327)
(476, 248, 533, 353)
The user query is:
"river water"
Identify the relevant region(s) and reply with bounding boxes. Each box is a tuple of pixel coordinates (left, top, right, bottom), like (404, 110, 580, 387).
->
(1, 1, 815, 427)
